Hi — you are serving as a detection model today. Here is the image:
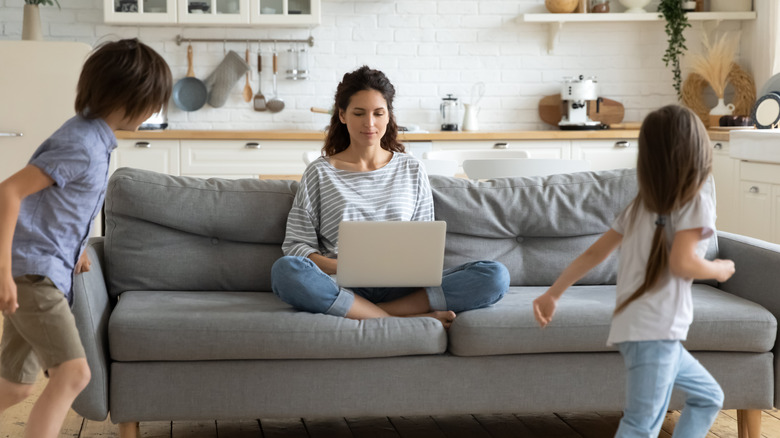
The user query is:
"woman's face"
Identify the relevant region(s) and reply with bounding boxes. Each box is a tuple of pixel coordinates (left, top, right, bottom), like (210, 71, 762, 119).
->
(339, 89, 389, 150)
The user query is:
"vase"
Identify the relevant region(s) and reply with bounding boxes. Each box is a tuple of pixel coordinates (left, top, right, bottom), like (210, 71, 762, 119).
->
(22, 4, 43, 41)
(709, 97, 736, 127)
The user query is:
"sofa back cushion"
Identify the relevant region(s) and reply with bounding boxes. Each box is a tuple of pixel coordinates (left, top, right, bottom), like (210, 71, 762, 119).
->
(104, 168, 297, 298)
(431, 169, 718, 286)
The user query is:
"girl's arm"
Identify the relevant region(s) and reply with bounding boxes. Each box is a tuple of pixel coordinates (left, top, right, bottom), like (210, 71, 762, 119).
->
(533, 229, 623, 328)
(0, 165, 55, 314)
(308, 253, 337, 275)
(670, 228, 735, 282)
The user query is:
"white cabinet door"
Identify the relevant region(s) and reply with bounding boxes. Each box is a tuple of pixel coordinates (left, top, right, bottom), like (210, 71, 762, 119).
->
(111, 140, 181, 176)
(736, 180, 773, 242)
(0, 41, 91, 181)
(431, 140, 570, 159)
(104, 0, 177, 24)
(251, 0, 320, 25)
(711, 141, 739, 233)
(179, 0, 250, 24)
(180, 140, 321, 177)
(570, 139, 637, 171)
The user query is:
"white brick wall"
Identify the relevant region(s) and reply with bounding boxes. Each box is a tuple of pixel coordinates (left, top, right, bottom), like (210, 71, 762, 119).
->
(0, 0, 750, 131)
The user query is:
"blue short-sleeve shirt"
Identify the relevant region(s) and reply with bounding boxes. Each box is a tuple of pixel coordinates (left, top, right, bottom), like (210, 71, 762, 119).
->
(11, 115, 117, 300)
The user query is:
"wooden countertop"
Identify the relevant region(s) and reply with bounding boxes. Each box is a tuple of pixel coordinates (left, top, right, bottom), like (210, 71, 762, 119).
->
(116, 129, 731, 142)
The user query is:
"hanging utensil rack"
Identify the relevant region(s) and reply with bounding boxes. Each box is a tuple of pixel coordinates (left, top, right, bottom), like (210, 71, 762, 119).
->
(175, 35, 314, 47)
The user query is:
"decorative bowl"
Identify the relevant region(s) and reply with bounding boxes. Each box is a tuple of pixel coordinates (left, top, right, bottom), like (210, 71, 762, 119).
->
(545, 0, 579, 13)
(618, 0, 651, 13)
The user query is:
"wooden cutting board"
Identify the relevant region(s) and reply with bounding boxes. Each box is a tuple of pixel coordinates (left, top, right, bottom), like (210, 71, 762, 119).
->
(538, 94, 625, 127)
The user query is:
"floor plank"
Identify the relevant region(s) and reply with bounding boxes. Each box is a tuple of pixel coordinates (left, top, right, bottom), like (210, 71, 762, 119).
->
(303, 417, 352, 438)
(139, 421, 172, 438)
(557, 412, 619, 438)
(388, 416, 446, 438)
(721, 409, 775, 438)
(473, 413, 536, 437)
(81, 418, 120, 437)
(431, 415, 491, 438)
(171, 421, 217, 438)
(515, 413, 582, 438)
(345, 417, 399, 438)
(214, 420, 262, 437)
(260, 418, 308, 438)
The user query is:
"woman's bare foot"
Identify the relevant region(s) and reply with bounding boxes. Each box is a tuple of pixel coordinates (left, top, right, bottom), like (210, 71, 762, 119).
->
(423, 310, 456, 329)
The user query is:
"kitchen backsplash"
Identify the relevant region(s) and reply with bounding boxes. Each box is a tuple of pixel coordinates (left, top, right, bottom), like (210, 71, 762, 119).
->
(0, 0, 748, 131)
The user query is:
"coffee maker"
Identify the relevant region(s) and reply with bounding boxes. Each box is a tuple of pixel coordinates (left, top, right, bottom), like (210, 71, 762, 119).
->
(559, 75, 603, 130)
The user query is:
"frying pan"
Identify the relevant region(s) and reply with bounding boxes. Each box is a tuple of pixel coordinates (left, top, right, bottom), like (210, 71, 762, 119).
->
(173, 44, 207, 112)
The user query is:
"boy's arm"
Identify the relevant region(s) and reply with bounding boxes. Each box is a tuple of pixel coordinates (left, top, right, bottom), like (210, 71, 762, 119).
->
(670, 228, 735, 282)
(0, 165, 55, 314)
(533, 229, 623, 327)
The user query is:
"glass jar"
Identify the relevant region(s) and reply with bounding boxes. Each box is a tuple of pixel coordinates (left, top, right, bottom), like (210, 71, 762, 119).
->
(590, 0, 609, 13)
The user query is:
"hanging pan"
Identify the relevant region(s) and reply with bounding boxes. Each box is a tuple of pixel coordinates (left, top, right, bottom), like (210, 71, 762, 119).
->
(172, 43, 208, 112)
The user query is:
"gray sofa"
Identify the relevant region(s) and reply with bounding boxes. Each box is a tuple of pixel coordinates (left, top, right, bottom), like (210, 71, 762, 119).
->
(71, 167, 778, 438)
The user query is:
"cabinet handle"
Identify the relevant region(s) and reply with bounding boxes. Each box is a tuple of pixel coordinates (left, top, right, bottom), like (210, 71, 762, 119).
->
(0, 132, 23, 137)
(244, 142, 261, 149)
(134, 141, 151, 148)
(493, 142, 508, 149)
(614, 141, 630, 148)
(749, 186, 760, 194)
(713, 142, 723, 150)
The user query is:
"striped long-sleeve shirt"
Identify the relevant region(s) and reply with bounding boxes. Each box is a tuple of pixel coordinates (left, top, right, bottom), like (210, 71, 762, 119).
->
(282, 152, 434, 258)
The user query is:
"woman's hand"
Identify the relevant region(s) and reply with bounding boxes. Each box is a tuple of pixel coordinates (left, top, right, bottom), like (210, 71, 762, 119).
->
(533, 291, 558, 328)
(75, 251, 91, 274)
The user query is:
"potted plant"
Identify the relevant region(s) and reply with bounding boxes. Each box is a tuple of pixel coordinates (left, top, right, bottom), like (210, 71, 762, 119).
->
(22, 0, 60, 41)
(658, 0, 691, 99)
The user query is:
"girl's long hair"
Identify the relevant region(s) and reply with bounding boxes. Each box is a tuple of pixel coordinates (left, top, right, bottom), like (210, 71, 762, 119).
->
(323, 66, 405, 156)
(614, 105, 712, 314)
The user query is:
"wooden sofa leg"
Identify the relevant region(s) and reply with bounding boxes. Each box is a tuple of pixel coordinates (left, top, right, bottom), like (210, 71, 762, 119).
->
(119, 422, 140, 438)
(737, 409, 761, 438)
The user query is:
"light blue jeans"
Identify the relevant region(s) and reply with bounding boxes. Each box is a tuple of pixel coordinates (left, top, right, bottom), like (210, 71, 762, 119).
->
(616, 340, 724, 438)
(271, 256, 509, 316)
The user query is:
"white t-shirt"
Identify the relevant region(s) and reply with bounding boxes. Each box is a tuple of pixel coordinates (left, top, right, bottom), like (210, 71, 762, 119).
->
(606, 178, 716, 346)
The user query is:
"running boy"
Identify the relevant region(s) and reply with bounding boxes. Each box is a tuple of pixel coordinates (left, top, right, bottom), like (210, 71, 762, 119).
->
(0, 38, 171, 438)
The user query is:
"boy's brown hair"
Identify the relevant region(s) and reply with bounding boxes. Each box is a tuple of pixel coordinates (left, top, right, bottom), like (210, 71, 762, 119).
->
(75, 38, 172, 122)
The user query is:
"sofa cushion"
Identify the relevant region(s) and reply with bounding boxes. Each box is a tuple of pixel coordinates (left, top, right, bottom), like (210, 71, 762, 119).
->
(430, 170, 719, 286)
(448, 284, 777, 356)
(104, 168, 298, 298)
(108, 291, 447, 361)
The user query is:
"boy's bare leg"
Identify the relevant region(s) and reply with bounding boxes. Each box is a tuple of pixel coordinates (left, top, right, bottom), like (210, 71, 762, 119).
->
(0, 377, 35, 412)
(24, 358, 90, 438)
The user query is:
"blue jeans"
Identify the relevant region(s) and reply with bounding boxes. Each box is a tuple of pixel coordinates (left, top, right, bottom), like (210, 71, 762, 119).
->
(616, 340, 724, 438)
(271, 256, 509, 316)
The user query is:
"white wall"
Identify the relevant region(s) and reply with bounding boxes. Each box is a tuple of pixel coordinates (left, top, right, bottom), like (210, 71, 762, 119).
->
(0, 0, 751, 131)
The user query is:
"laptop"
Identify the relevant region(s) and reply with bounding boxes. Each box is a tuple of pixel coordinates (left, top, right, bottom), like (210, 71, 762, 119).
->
(336, 221, 447, 288)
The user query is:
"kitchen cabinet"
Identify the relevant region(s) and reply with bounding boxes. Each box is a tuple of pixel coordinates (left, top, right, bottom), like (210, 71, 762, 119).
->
(570, 139, 637, 171)
(111, 140, 181, 175)
(104, 0, 319, 26)
(430, 140, 569, 160)
(734, 161, 780, 244)
(710, 141, 739, 233)
(180, 140, 321, 178)
(0, 41, 91, 181)
(104, 0, 177, 24)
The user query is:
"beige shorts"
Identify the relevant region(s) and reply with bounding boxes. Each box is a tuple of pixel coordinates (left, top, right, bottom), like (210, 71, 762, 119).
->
(0, 275, 86, 384)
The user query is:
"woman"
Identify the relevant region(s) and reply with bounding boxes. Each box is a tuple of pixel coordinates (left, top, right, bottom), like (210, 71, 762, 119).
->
(271, 66, 508, 328)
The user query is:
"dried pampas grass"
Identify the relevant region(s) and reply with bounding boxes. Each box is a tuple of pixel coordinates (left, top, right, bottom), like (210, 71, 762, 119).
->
(689, 31, 740, 99)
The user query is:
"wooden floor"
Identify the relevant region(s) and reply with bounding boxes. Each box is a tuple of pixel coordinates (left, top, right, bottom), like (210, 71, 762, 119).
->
(2, 374, 779, 438)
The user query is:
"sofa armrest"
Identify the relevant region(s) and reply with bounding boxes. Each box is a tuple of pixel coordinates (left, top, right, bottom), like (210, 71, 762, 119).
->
(717, 231, 780, 407)
(71, 237, 112, 421)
